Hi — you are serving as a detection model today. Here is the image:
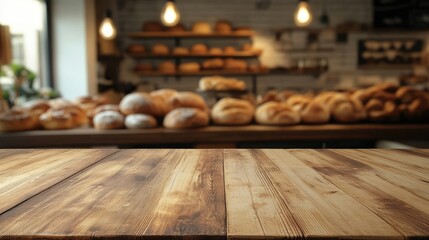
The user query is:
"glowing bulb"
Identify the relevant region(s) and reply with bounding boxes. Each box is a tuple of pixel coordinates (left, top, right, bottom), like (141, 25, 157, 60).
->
(161, 1, 180, 27)
(294, 0, 313, 27)
(99, 17, 117, 40)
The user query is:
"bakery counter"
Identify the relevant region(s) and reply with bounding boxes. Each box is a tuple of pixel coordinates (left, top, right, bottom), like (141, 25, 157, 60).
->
(1, 149, 428, 239)
(1, 123, 429, 148)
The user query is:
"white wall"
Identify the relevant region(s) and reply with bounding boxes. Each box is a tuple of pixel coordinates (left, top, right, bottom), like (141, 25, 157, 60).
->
(52, 0, 97, 99)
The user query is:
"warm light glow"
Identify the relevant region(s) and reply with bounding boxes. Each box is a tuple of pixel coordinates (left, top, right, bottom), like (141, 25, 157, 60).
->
(99, 17, 117, 40)
(294, 1, 313, 27)
(160, 1, 180, 27)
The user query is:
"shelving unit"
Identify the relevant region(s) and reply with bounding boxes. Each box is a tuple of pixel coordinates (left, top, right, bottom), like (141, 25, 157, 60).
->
(128, 52, 261, 59)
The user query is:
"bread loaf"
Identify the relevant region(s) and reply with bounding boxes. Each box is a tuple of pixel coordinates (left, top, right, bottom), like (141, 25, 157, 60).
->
(127, 44, 145, 54)
(134, 63, 153, 72)
(286, 95, 312, 112)
(326, 93, 366, 123)
(224, 58, 247, 71)
(215, 20, 233, 34)
(191, 43, 209, 54)
(192, 21, 212, 34)
(179, 62, 200, 73)
(199, 76, 246, 91)
(151, 44, 169, 55)
(158, 61, 176, 73)
(164, 108, 209, 129)
(209, 47, 223, 55)
(119, 92, 165, 117)
(300, 100, 330, 124)
(0, 109, 39, 132)
(173, 47, 189, 55)
(168, 92, 207, 111)
(211, 98, 254, 125)
(125, 114, 157, 129)
(202, 58, 224, 70)
(93, 111, 125, 130)
(256, 102, 301, 125)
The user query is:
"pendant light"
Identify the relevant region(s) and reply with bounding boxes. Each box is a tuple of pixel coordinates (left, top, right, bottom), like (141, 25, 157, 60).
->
(294, 0, 313, 27)
(160, 0, 181, 27)
(99, 10, 117, 40)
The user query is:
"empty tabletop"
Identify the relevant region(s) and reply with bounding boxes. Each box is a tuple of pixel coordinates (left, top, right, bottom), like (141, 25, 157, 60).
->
(0, 149, 428, 239)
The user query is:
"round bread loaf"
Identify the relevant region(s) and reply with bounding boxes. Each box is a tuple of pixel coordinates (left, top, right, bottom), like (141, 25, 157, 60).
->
(300, 100, 330, 124)
(192, 21, 212, 34)
(88, 104, 120, 126)
(209, 47, 223, 55)
(199, 76, 246, 91)
(150, 89, 178, 115)
(22, 99, 51, 117)
(93, 110, 124, 130)
(39, 109, 76, 130)
(211, 98, 254, 125)
(125, 114, 157, 129)
(0, 109, 39, 132)
(179, 62, 200, 72)
(286, 95, 312, 112)
(127, 44, 145, 54)
(151, 44, 169, 55)
(202, 58, 224, 70)
(173, 47, 189, 55)
(119, 92, 165, 116)
(224, 58, 247, 71)
(223, 46, 236, 54)
(142, 21, 163, 32)
(256, 102, 301, 125)
(164, 107, 209, 129)
(168, 92, 207, 111)
(215, 20, 233, 33)
(158, 61, 176, 73)
(191, 43, 209, 54)
(326, 93, 366, 123)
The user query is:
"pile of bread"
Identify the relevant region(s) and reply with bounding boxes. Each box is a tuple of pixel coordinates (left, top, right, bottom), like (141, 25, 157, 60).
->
(141, 20, 252, 35)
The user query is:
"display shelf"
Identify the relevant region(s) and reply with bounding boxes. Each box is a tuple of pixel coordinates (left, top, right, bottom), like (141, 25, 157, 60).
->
(133, 69, 326, 77)
(129, 32, 253, 39)
(128, 52, 261, 59)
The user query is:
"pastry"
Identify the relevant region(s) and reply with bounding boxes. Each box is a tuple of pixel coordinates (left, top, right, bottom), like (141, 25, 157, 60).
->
(93, 110, 125, 130)
(256, 102, 301, 125)
(173, 47, 189, 55)
(158, 61, 176, 73)
(192, 21, 212, 34)
(199, 76, 246, 91)
(191, 43, 209, 54)
(0, 109, 38, 132)
(127, 44, 145, 54)
(151, 44, 169, 55)
(119, 92, 165, 117)
(211, 98, 254, 125)
(168, 91, 207, 111)
(202, 58, 224, 70)
(142, 21, 163, 32)
(164, 107, 209, 129)
(179, 62, 200, 72)
(215, 20, 233, 34)
(125, 114, 157, 129)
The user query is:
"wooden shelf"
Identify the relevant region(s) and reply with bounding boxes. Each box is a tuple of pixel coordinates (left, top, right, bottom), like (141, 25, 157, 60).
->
(128, 52, 261, 59)
(133, 69, 326, 77)
(129, 32, 253, 39)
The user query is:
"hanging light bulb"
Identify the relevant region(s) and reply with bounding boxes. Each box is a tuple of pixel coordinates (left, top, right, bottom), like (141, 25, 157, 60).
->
(294, 0, 313, 27)
(160, 0, 181, 27)
(99, 10, 117, 40)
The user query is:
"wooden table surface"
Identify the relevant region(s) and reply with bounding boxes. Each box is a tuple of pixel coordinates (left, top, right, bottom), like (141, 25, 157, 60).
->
(1, 124, 429, 148)
(0, 149, 428, 239)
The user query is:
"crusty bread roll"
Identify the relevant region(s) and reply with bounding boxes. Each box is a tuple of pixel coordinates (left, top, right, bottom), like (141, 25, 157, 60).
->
(93, 111, 125, 130)
(88, 104, 120, 126)
(0, 109, 39, 132)
(209, 47, 223, 55)
(215, 20, 233, 34)
(256, 102, 301, 125)
(224, 58, 247, 71)
(127, 44, 145, 54)
(211, 98, 254, 125)
(326, 93, 366, 123)
(55, 105, 87, 126)
(365, 99, 400, 122)
(224, 46, 236, 54)
(168, 92, 207, 111)
(158, 61, 176, 73)
(396, 86, 423, 104)
(192, 21, 212, 34)
(22, 99, 51, 117)
(300, 100, 330, 124)
(151, 44, 169, 55)
(125, 114, 157, 129)
(191, 43, 209, 54)
(173, 47, 189, 55)
(166, 23, 186, 32)
(150, 89, 178, 115)
(142, 21, 163, 32)
(134, 63, 153, 72)
(286, 95, 312, 112)
(199, 76, 246, 91)
(39, 109, 76, 130)
(119, 92, 165, 117)
(202, 58, 224, 70)
(179, 62, 200, 72)
(164, 107, 209, 129)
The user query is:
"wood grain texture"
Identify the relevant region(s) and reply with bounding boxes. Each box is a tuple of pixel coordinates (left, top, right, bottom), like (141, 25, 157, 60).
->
(224, 149, 402, 240)
(289, 149, 429, 238)
(0, 149, 225, 240)
(1, 124, 429, 148)
(0, 149, 117, 214)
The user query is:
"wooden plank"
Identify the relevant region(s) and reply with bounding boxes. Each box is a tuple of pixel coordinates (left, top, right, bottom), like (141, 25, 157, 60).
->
(0, 149, 117, 215)
(0, 149, 225, 239)
(128, 31, 253, 39)
(289, 149, 429, 238)
(1, 124, 429, 148)
(224, 149, 401, 239)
